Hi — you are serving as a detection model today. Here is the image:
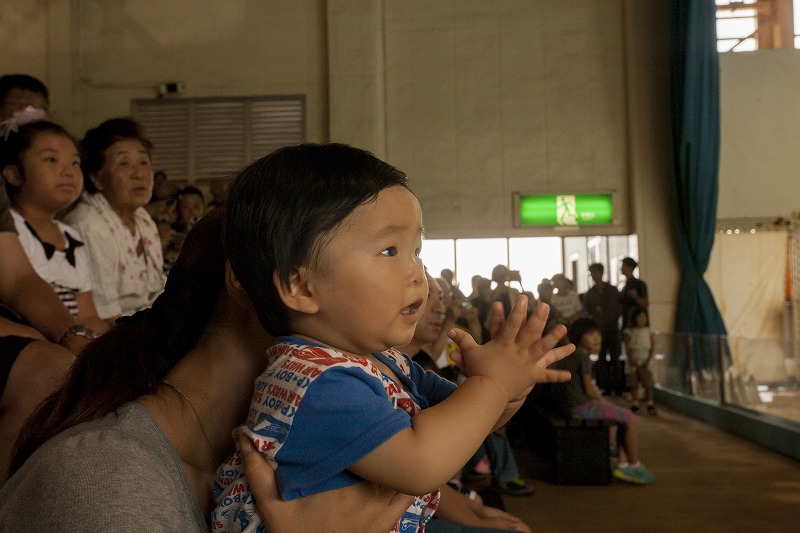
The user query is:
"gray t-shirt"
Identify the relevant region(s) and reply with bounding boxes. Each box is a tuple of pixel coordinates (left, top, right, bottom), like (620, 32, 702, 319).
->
(0, 402, 208, 532)
(551, 346, 594, 417)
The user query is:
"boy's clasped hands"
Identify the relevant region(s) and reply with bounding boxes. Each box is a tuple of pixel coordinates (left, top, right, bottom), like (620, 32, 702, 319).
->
(448, 295, 574, 410)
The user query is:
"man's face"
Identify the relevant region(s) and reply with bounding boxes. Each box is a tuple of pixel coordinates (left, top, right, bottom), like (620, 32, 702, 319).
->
(413, 273, 447, 346)
(621, 263, 633, 279)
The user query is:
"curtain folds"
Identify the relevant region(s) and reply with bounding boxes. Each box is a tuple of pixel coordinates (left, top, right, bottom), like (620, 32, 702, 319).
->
(669, 0, 727, 339)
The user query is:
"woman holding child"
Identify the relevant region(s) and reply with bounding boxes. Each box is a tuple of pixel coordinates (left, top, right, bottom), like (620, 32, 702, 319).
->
(0, 144, 572, 532)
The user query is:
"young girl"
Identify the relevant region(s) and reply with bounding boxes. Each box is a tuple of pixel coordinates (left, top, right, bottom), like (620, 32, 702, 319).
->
(1, 120, 108, 336)
(211, 143, 573, 532)
(551, 318, 655, 485)
(623, 306, 656, 415)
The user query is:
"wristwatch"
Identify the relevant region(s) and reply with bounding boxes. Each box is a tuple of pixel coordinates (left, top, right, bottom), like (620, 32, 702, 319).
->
(58, 324, 97, 346)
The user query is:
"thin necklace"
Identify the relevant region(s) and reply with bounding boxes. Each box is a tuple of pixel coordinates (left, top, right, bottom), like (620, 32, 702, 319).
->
(161, 379, 217, 467)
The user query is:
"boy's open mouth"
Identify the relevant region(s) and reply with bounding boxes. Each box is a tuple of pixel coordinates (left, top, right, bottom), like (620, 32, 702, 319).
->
(400, 298, 424, 316)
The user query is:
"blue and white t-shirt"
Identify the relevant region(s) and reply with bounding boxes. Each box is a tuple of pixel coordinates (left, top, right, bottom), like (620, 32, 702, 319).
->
(211, 336, 456, 533)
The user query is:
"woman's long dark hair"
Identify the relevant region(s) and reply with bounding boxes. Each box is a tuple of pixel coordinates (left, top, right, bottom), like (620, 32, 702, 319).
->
(9, 208, 227, 475)
(224, 142, 410, 337)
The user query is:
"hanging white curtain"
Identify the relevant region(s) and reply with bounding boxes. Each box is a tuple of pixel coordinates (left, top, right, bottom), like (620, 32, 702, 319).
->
(706, 229, 788, 382)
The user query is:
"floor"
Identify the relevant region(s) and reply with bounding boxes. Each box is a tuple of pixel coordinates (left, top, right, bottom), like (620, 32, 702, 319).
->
(467, 402, 800, 533)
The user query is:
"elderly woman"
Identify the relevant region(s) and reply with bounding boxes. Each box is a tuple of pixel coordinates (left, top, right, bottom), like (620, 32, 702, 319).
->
(63, 118, 165, 324)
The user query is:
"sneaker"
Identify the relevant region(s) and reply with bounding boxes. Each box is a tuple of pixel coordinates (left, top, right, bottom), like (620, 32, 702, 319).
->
(496, 477, 535, 496)
(631, 404, 640, 413)
(612, 464, 656, 485)
(647, 405, 657, 416)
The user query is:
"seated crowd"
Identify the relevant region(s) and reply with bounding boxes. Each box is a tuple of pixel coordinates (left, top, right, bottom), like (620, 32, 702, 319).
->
(0, 73, 653, 533)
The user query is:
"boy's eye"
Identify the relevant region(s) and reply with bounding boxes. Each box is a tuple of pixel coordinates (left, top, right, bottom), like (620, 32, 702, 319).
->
(381, 246, 398, 257)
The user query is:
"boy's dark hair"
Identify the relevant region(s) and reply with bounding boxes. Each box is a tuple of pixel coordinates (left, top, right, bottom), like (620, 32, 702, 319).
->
(224, 142, 410, 336)
(588, 263, 604, 274)
(80, 117, 153, 193)
(621, 257, 638, 269)
(1, 121, 76, 198)
(179, 185, 205, 201)
(0, 74, 49, 105)
(568, 317, 600, 345)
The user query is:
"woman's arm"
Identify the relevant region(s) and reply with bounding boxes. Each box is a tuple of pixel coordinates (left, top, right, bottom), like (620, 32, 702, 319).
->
(433, 484, 530, 532)
(74, 292, 110, 336)
(0, 315, 45, 340)
(0, 233, 78, 348)
(240, 436, 413, 533)
(582, 372, 602, 400)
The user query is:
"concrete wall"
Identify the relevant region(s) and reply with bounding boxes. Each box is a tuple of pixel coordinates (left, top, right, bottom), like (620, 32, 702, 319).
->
(719, 49, 800, 219)
(0, 0, 330, 142)
(2, 0, 794, 334)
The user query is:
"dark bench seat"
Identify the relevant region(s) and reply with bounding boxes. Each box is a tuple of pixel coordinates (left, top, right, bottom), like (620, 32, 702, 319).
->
(529, 408, 616, 485)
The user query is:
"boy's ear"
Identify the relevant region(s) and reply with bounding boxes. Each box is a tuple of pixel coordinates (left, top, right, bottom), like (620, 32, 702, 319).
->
(2, 164, 22, 187)
(273, 267, 319, 315)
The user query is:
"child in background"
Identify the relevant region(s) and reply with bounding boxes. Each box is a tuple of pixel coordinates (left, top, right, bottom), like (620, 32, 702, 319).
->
(551, 317, 655, 485)
(212, 143, 573, 532)
(623, 306, 656, 415)
(172, 185, 205, 233)
(1, 119, 108, 336)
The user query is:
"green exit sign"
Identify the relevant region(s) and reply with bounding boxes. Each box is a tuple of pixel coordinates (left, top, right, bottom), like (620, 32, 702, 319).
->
(518, 194, 613, 226)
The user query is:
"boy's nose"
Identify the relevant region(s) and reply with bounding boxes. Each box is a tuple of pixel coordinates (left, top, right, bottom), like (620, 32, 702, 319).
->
(410, 261, 425, 286)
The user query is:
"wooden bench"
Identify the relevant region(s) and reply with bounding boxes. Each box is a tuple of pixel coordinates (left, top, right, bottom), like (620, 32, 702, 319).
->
(528, 408, 616, 485)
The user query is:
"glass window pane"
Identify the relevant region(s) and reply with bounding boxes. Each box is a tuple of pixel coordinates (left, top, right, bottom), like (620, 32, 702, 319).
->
(508, 237, 562, 298)
(716, 9, 757, 19)
(420, 239, 455, 280)
(795, 0, 800, 33)
(717, 18, 756, 39)
(454, 239, 508, 294)
(734, 38, 757, 51)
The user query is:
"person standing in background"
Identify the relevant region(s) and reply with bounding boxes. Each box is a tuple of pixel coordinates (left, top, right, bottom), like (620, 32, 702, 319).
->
(584, 263, 622, 395)
(620, 257, 648, 329)
(550, 273, 583, 325)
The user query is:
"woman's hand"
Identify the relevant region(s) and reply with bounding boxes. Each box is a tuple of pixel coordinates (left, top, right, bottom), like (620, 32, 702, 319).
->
(240, 436, 413, 533)
(0, 316, 45, 340)
(475, 505, 532, 532)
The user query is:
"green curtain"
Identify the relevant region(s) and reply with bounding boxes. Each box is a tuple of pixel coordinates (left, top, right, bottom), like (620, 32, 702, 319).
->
(670, 0, 727, 373)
